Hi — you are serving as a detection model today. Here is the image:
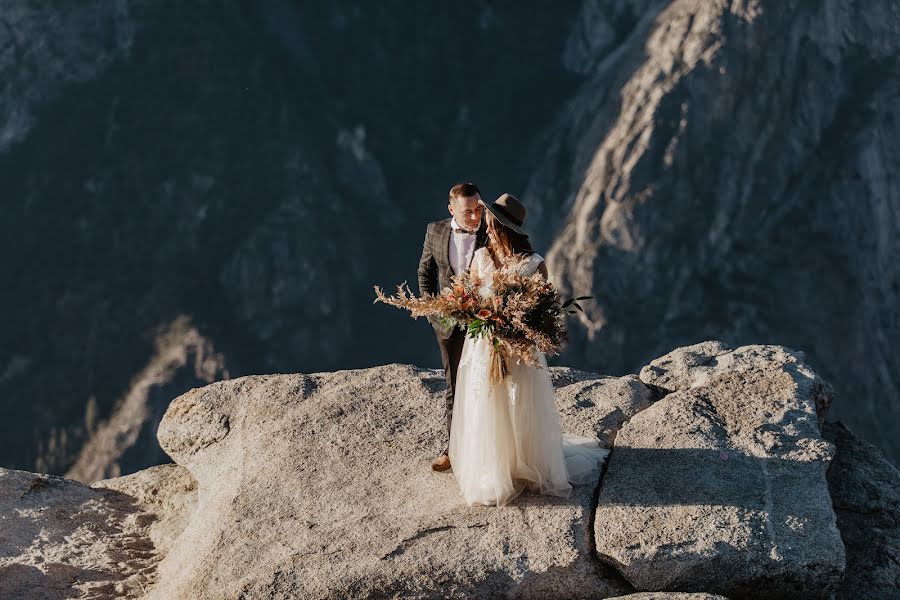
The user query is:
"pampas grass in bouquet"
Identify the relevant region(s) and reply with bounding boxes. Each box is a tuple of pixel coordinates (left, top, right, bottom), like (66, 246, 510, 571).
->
(374, 265, 591, 384)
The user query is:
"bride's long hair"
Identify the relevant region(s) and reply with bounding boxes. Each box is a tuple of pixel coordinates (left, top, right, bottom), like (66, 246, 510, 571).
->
(485, 211, 534, 269)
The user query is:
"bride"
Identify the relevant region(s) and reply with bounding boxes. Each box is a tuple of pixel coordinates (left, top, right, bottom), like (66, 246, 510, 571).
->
(448, 193, 609, 507)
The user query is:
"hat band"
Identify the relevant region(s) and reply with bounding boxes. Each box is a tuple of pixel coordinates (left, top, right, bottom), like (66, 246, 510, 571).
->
(492, 203, 524, 227)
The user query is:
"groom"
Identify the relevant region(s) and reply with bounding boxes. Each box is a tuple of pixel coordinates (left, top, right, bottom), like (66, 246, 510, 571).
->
(418, 182, 488, 472)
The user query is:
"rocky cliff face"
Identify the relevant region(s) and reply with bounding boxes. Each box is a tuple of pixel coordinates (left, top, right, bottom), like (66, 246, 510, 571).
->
(528, 0, 900, 467)
(1, 341, 897, 599)
(2, 0, 898, 486)
(0, 0, 582, 479)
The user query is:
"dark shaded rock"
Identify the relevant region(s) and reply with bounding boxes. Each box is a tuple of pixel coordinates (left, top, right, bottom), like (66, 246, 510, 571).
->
(824, 421, 900, 599)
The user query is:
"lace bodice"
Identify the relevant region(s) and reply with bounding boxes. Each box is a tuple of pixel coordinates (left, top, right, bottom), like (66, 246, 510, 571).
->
(470, 247, 544, 280)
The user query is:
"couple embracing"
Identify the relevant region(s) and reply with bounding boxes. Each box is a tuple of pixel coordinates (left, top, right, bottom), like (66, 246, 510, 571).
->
(417, 182, 608, 507)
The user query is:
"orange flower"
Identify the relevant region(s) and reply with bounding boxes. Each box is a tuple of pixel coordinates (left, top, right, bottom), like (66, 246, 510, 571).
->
(476, 309, 492, 319)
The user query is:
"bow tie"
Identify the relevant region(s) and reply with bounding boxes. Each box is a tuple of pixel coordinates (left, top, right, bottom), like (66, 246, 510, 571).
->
(452, 227, 476, 235)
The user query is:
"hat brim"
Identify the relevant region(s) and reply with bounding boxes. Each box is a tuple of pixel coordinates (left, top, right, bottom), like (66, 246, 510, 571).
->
(478, 198, 528, 236)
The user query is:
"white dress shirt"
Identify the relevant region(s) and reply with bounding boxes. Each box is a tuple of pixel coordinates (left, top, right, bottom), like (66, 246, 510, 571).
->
(449, 217, 478, 275)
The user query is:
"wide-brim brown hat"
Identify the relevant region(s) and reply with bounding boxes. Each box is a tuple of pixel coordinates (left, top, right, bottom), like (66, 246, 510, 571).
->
(479, 193, 528, 235)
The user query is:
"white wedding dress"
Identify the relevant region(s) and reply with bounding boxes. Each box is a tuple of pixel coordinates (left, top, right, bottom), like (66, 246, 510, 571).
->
(448, 248, 610, 507)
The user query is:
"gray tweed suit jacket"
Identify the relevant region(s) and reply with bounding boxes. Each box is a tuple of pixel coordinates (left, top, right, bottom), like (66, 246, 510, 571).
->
(417, 217, 488, 339)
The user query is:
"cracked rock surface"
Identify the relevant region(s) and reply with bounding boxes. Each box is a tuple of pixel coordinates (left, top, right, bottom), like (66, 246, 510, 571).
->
(148, 364, 635, 599)
(596, 341, 846, 598)
(0, 463, 194, 599)
(1, 342, 897, 598)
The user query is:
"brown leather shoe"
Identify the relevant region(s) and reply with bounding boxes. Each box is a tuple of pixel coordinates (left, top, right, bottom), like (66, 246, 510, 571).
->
(431, 453, 451, 471)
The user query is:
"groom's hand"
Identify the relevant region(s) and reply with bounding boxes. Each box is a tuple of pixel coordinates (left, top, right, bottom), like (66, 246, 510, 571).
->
(430, 315, 454, 339)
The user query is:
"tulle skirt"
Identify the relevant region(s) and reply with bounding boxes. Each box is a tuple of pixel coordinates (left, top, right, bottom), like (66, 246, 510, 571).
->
(448, 335, 610, 507)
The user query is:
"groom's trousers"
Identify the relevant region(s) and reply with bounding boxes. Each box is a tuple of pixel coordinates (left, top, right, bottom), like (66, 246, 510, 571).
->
(435, 327, 466, 456)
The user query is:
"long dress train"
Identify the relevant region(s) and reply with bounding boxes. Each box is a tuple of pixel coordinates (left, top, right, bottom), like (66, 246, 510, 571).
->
(448, 249, 609, 507)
